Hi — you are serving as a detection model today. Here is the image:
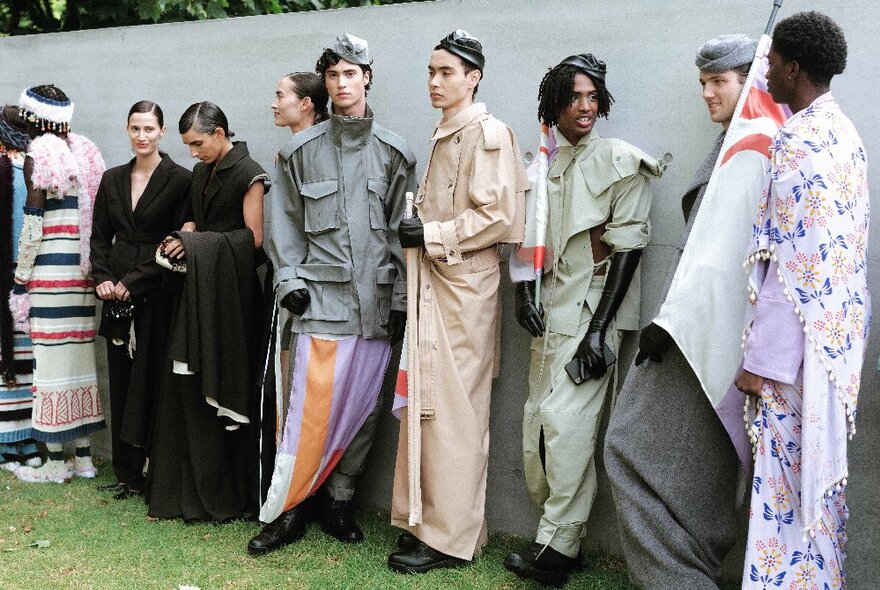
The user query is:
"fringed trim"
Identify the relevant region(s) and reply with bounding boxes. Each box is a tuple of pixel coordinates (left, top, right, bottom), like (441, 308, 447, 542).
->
(28, 134, 77, 196)
(8, 289, 30, 332)
(742, 246, 857, 438)
(67, 134, 105, 276)
(801, 473, 849, 542)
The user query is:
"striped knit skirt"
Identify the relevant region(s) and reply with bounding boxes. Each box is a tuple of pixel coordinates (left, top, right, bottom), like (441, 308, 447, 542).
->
(0, 332, 38, 462)
(27, 193, 104, 443)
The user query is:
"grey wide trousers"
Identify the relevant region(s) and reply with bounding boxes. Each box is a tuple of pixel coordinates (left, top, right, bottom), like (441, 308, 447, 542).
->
(604, 343, 742, 589)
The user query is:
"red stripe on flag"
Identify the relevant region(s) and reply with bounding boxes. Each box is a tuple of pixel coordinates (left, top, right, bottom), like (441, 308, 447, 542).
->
(740, 87, 787, 126)
(395, 368, 407, 398)
(720, 134, 773, 166)
(532, 245, 546, 270)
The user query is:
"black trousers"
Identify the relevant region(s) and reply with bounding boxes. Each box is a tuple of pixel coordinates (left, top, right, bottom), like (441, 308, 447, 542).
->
(106, 342, 146, 488)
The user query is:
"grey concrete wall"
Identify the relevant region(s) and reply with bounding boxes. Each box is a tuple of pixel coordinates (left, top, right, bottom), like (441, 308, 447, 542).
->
(2, 0, 878, 584)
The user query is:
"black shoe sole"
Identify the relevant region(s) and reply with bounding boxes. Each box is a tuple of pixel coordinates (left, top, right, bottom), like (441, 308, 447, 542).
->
(387, 557, 468, 575)
(503, 553, 568, 587)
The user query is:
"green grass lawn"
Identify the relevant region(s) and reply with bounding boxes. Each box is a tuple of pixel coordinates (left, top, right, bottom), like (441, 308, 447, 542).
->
(0, 461, 633, 590)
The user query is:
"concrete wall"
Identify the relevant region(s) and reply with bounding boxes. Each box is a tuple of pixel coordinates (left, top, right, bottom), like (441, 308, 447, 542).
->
(2, 0, 878, 584)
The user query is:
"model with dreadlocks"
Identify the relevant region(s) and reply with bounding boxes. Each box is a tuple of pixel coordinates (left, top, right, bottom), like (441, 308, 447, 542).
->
(10, 84, 106, 484)
(505, 55, 663, 587)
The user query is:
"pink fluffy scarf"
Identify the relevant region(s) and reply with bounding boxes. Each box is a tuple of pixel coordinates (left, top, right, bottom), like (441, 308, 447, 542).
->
(28, 132, 105, 276)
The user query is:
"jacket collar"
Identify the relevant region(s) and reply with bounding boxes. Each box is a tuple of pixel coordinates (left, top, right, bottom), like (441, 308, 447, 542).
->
(329, 104, 374, 148)
(214, 141, 249, 173)
(431, 102, 487, 141)
(120, 152, 174, 221)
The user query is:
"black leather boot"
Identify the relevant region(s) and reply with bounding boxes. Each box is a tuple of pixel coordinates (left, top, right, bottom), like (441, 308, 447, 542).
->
(388, 541, 469, 574)
(320, 496, 364, 543)
(247, 507, 309, 556)
(504, 542, 579, 587)
(396, 530, 420, 551)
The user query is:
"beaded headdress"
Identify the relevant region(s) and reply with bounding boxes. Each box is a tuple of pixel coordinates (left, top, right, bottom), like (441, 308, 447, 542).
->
(18, 87, 74, 134)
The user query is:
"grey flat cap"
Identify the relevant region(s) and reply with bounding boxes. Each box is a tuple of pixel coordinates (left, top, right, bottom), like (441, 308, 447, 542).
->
(695, 34, 757, 73)
(327, 33, 371, 65)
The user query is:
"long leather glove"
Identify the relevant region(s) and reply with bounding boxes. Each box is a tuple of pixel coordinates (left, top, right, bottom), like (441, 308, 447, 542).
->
(515, 281, 545, 337)
(634, 322, 672, 365)
(398, 216, 425, 249)
(281, 288, 310, 316)
(572, 249, 642, 380)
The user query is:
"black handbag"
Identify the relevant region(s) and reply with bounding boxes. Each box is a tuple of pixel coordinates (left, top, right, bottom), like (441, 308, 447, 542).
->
(99, 299, 134, 344)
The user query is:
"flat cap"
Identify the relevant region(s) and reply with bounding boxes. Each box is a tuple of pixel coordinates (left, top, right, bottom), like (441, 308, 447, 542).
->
(438, 29, 484, 72)
(559, 53, 606, 82)
(327, 33, 371, 66)
(695, 34, 757, 73)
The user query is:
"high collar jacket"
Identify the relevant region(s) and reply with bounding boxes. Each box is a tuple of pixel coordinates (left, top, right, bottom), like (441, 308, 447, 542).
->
(266, 105, 417, 339)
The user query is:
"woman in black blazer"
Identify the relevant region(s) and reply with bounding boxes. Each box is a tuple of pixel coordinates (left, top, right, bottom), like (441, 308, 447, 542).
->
(89, 100, 191, 499)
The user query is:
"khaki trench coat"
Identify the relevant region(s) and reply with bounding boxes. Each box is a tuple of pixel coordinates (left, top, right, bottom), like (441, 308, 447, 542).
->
(391, 102, 528, 560)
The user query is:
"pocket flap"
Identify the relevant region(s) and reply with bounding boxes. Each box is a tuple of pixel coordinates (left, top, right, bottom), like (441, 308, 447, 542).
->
(297, 263, 352, 282)
(376, 264, 397, 284)
(300, 180, 337, 200)
(368, 177, 390, 196)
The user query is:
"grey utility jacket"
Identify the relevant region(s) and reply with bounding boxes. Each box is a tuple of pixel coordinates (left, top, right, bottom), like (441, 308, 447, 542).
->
(265, 105, 416, 339)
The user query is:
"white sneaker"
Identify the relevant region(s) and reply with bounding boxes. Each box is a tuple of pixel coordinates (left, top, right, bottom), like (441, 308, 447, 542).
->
(25, 457, 43, 468)
(15, 460, 72, 484)
(1, 461, 17, 472)
(66, 456, 98, 478)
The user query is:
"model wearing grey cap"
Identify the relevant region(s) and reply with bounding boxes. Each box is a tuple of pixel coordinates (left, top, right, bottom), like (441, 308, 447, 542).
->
(604, 33, 755, 590)
(248, 31, 417, 556)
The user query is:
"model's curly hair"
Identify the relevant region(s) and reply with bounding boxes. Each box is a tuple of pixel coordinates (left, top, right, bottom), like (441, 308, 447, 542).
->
(772, 11, 847, 86)
(315, 49, 373, 93)
(537, 64, 614, 127)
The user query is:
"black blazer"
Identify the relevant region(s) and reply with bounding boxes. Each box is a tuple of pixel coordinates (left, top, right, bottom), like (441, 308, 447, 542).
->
(90, 153, 192, 299)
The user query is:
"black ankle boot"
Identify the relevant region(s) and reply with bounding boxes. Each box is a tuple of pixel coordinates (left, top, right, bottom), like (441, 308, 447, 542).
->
(247, 507, 309, 556)
(397, 530, 419, 551)
(320, 496, 364, 543)
(503, 542, 578, 587)
(388, 541, 469, 574)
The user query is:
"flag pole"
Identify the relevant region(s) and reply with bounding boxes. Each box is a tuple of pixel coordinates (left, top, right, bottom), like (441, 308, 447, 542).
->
(764, 0, 784, 35)
(403, 191, 422, 526)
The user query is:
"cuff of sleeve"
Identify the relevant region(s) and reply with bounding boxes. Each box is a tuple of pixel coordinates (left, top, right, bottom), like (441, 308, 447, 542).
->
(277, 277, 307, 300)
(423, 219, 463, 264)
(23, 206, 44, 217)
(601, 223, 649, 252)
(423, 221, 445, 260)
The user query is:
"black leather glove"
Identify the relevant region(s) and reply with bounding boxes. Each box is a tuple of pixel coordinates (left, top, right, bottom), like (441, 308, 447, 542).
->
(572, 249, 642, 381)
(515, 281, 545, 337)
(388, 310, 406, 345)
(635, 322, 672, 365)
(398, 216, 425, 249)
(281, 288, 310, 316)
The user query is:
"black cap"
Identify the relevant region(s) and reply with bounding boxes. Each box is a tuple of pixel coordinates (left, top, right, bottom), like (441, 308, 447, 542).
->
(438, 29, 485, 72)
(559, 53, 607, 82)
